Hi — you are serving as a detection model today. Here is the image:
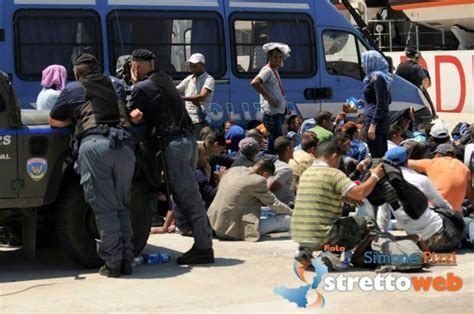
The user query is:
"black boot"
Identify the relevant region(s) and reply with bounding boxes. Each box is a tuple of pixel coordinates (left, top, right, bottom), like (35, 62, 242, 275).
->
(99, 265, 121, 278)
(176, 247, 214, 265)
(121, 260, 133, 275)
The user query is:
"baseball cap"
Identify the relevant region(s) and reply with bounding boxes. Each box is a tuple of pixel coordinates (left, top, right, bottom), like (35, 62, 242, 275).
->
(430, 121, 449, 139)
(73, 53, 99, 66)
(131, 49, 156, 61)
(225, 125, 245, 152)
(405, 48, 421, 59)
(384, 146, 408, 165)
(433, 143, 456, 156)
(187, 53, 206, 64)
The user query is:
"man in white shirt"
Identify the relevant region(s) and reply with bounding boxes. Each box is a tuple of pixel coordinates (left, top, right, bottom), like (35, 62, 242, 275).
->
(177, 53, 215, 138)
(378, 147, 463, 252)
(251, 42, 291, 153)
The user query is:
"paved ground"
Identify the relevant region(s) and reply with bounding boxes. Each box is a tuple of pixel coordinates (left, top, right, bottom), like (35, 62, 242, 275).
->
(1, 232, 473, 313)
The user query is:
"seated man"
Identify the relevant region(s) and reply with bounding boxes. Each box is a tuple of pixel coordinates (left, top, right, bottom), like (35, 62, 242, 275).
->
(387, 125, 403, 150)
(408, 144, 473, 212)
(196, 142, 218, 208)
(268, 136, 295, 206)
(333, 133, 358, 176)
(379, 147, 463, 252)
(208, 160, 292, 241)
(246, 128, 278, 162)
(342, 121, 368, 162)
(289, 133, 317, 191)
(308, 111, 334, 143)
(291, 141, 384, 265)
(286, 115, 303, 147)
(232, 137, 259, 168)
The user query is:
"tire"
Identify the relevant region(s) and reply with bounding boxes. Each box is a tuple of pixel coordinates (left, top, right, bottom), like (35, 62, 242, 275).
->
(55, 182, 152, 268)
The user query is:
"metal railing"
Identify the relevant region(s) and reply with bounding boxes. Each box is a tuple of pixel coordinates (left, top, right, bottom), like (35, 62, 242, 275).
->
(367, 19, 447, 52)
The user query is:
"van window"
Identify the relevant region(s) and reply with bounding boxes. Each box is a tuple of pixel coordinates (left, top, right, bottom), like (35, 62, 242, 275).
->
(108, 10, 225, 79)
(323, 30, 367, 80)
(14, 10, 102, 80)
(231, 13, 315, 78)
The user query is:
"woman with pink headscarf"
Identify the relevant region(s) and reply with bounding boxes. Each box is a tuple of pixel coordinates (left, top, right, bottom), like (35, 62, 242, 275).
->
(36, 64, 67, 110)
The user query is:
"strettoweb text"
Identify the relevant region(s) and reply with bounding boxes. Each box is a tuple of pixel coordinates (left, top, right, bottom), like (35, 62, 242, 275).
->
(324, 273, 462, 292)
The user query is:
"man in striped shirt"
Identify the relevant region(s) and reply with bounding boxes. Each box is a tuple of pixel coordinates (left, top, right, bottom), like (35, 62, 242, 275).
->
(291, 141, 384, 265)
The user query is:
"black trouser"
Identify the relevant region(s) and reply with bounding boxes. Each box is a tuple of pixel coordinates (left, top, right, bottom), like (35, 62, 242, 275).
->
(365, 119, 389, 158)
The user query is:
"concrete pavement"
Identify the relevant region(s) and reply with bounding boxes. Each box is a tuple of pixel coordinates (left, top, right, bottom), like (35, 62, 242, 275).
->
(1, 233, 473, 313)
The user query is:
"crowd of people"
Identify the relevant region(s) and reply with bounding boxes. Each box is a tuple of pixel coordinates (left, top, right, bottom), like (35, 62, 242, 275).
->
(23, 42, 473, 276)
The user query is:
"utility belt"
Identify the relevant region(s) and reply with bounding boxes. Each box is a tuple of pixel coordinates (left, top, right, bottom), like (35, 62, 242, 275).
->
(72, 125, 133, 157)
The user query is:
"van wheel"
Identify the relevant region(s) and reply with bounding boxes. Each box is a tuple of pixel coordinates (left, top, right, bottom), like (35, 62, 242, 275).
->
(55, 182, 152, 268)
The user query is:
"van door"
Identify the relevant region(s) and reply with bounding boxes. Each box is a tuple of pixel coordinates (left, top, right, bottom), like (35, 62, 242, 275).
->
(0, 129, 18, 199)
(224, 1, 321, 123)
(318, 28, 368, 115)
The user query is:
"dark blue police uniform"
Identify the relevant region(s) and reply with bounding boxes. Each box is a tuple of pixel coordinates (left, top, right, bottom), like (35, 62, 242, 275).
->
(50, 55, 135, 276)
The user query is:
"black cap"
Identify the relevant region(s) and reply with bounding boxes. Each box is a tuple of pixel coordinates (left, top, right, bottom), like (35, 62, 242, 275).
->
(405, 48, 421, 58)
(73, 53, 98, 66)
(131, 49, 156, 61)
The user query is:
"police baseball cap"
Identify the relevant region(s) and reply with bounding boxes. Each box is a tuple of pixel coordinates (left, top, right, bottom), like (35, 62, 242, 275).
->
(187, 53, 206, 64)
(73, 53, 99, 66)
(384, 146, 408, 165)
(433, 143, 456, 156)
(131, 49, 156, 61)
(405, 48, 421, 59)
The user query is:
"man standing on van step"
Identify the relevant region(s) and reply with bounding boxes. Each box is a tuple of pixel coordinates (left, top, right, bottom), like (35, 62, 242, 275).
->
(48, 54, 136, 278)
(251, 42, 291, 153)
(395, 48, 431, 90)
(128, 49, 214, 265)
(177, 53, 215, 138)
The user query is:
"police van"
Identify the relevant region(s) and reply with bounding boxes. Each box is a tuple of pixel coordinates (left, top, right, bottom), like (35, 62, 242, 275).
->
(0, 0, 433, 126)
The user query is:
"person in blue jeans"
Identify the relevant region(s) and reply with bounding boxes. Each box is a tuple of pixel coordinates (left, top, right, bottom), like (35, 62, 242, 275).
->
(251, 42, 291, 153)
(361, 50, 393, 158)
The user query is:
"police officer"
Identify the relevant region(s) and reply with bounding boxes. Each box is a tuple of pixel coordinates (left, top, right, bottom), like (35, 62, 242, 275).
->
(128, 49, 214, 265)
(49, 54, 136, 277)
(395, 48, 431, 90)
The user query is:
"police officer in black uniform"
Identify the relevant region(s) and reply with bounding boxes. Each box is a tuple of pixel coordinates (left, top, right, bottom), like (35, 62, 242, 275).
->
(395, 48, 431, 90)
(49, 54, 136, 277)
(128, 49, 214, 265)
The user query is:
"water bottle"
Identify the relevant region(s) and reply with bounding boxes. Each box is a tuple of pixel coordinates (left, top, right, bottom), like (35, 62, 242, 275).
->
(132, 256, 144, 267)
(143, 253, 171, 265)
(346, 96, 364, 110)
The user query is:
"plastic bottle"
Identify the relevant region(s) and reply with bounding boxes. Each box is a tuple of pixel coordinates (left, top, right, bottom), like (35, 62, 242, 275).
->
(132, 256, 144, 267)
(143, 253, 171, 265)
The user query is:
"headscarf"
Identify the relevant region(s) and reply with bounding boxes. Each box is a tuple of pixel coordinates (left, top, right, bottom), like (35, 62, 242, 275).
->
(41, 65, 67, 91)
(361, 50, 393, 89)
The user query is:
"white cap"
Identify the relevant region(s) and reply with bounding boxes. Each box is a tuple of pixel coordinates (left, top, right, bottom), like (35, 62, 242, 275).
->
(262, 42, 291, 59)
(430, 120, 449, 139)
(187, 53, 206, 64)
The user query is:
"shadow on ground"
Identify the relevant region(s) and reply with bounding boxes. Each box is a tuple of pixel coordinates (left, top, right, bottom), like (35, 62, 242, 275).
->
(0, 242, 243, 283)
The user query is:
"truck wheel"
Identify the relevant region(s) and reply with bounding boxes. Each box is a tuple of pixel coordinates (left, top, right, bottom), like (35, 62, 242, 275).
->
(55, 182, 152, 268)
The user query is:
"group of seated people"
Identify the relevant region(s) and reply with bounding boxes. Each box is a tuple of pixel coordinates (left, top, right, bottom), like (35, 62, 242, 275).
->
(153, 106, 474, 271)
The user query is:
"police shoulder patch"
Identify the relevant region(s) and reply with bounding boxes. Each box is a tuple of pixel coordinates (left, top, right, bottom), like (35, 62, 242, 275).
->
(27, 158, 48, 182)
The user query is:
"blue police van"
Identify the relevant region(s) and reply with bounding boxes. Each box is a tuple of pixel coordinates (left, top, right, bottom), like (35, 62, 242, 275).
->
(0, 0, 433, 126)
